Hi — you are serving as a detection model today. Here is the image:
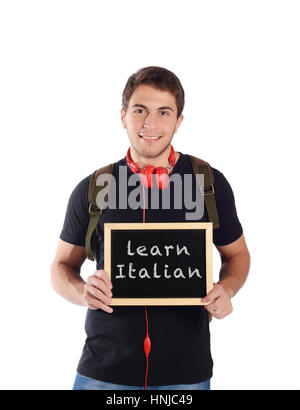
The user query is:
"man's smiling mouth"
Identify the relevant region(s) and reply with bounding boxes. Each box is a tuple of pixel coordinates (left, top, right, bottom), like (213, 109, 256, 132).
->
(139, 134, 161, 140)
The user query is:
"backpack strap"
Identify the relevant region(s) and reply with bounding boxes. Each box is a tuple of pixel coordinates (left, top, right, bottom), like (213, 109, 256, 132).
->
(188, 155, 220, 229)
(85, 163, 114, 261)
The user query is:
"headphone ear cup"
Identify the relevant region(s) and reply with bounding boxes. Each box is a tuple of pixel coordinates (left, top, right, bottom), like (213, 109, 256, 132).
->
(140, 165, 156, 188)
(155, 167, 169, 190)
(126, 148, 140, 173)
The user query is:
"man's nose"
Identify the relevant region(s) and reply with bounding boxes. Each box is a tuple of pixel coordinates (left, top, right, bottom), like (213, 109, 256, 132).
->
(143, 112, 157, 129)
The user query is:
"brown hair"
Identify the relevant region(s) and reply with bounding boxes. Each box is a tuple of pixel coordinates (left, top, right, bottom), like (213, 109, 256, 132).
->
(122, 66, 185, 118)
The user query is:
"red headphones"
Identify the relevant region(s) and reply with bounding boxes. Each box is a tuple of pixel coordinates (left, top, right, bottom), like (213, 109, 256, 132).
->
(126, 145, 176, 190)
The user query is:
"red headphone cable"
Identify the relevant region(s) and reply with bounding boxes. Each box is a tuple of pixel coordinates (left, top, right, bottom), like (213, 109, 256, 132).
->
(144, 305, 151, 390)
(127, 148, 177, 389)
(141, 180, 151, 390)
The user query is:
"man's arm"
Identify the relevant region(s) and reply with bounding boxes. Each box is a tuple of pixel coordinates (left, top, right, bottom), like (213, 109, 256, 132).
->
(202, 234, 250, 319)
(50, 239, 113, 313)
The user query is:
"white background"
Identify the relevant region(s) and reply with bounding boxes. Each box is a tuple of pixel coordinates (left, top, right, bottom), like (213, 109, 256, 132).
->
(0, 0, 299, 390)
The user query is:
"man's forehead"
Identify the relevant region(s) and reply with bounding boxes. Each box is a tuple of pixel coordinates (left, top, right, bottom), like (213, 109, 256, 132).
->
(129, 85, 177, 110)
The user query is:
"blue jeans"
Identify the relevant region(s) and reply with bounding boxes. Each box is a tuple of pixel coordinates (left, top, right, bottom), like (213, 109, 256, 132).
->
(73, 373, 210, 390)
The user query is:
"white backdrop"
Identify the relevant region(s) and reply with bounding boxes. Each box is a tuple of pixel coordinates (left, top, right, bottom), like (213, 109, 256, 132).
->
(0, 0, 299, 390)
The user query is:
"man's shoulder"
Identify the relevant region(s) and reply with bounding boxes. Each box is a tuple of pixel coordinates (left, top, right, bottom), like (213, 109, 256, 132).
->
(65, 175, 91, 212)
(73, 174, 91, 193)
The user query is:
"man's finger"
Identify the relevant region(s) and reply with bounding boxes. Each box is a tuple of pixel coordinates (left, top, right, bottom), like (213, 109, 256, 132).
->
(88, 275, 113, 298)
(202, 284, 222, 304)
(205, 301, 218, 312)
(94, 269, 113, 289)
(87, 285, 113, 306)
(85, 291, 113, 314)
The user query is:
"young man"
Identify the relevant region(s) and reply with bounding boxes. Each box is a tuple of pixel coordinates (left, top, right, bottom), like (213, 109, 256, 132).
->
(51, 66, 250, 390)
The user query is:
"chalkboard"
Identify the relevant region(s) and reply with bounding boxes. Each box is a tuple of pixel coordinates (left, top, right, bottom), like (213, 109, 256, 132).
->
(104, 222, 213, 305)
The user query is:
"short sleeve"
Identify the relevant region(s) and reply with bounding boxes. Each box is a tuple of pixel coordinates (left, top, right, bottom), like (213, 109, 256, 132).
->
(59, 176, 91, 247)
(212, 168, 243, 246)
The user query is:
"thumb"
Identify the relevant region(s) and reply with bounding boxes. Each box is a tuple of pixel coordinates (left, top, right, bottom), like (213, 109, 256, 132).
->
(202, 284, 219, 304)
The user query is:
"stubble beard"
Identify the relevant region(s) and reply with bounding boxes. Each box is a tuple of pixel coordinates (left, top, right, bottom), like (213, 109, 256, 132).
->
(137, 140, 171, 160)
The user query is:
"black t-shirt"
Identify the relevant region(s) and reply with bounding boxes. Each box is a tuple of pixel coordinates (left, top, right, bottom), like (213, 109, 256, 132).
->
(60, 152, 243, 386)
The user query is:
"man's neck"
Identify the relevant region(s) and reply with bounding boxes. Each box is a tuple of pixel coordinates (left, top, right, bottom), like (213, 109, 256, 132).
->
(130, 148, 180, 171)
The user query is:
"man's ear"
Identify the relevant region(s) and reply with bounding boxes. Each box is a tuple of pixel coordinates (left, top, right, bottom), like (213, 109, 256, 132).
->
(174, 114, 184, 134)
(120, 108, 127, 129)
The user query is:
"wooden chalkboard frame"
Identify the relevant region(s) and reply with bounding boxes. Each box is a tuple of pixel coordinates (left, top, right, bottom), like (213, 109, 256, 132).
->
(104, 222, 213, 306)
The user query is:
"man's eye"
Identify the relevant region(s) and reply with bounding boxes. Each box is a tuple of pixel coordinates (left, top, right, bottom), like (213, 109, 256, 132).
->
(135, 109, 144, 114)
(160, 111, 169, 116)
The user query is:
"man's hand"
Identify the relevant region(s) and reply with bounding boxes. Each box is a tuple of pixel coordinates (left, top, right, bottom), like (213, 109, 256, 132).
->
(202, 283, 233, 319)
(83, 270, 114, 313)
(203, 234, 250, 319)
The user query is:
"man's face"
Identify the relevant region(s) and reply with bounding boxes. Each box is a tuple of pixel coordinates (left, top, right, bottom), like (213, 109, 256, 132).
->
(121, 84, 183, 161)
